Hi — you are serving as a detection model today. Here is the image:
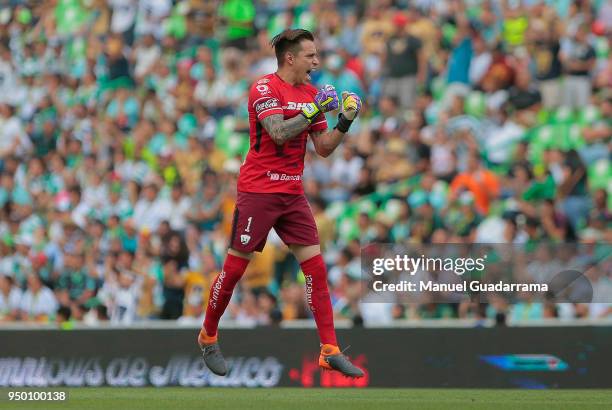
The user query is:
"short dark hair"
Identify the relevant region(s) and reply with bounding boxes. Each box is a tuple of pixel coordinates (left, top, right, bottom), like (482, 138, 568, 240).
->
(270, 29, 314, 66)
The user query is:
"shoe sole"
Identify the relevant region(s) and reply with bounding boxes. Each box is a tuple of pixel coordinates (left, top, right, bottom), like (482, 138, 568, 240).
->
(319, 366, 364, 378)
(206, 366, 227, 377)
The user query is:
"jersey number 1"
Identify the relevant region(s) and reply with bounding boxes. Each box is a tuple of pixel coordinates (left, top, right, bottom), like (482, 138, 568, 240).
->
(245, 216, 253, 232)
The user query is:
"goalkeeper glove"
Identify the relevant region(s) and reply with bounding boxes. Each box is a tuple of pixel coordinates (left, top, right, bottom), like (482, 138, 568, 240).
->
(335, 91, 362, 133)
(301, 84, 339, 122)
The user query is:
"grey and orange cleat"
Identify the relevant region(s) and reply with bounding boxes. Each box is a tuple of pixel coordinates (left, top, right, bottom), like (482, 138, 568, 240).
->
(198, 331, 228, 376)
(318, 344, 364, 378)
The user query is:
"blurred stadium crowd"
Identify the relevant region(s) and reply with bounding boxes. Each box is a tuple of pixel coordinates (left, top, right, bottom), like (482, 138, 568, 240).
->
(0, 0, 610, 326)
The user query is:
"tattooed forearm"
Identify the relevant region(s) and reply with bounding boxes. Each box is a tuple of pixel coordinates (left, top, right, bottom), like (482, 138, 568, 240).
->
(261, 114, 311, 146)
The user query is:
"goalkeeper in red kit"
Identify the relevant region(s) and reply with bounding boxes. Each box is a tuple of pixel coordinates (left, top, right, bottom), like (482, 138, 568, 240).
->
(197, 28, 364, 378)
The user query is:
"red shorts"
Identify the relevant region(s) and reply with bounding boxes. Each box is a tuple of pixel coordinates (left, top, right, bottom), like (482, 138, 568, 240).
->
(229, 191, 320, 253)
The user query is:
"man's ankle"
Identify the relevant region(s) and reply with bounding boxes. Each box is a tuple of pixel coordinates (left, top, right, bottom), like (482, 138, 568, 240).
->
(198, 329, 218, 346)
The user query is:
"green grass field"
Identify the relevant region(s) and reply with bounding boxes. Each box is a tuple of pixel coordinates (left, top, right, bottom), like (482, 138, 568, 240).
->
(1, 388, 612, 410)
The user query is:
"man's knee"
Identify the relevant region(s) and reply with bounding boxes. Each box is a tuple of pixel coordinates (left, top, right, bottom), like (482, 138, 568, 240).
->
(290, 244, 321, 263)
(228, 247, 253, 260)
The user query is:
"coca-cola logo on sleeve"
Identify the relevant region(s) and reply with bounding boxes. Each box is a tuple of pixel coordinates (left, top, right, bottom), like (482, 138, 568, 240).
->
(255, 98, 279, 113)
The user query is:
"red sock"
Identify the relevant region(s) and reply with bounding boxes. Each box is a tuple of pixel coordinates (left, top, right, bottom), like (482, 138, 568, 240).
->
(202, 253, 250, 338)
(300, 254, 337, 346)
